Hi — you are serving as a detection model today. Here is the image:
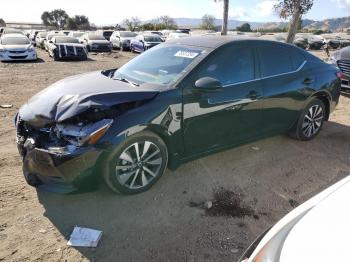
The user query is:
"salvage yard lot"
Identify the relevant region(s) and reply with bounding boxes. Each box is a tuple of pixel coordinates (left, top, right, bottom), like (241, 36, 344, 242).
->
(0, 48, 350, 262)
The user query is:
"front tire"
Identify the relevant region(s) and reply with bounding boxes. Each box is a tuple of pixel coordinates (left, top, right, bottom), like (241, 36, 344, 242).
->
(292, 98, 326, 141)
(103, 131, 168, 194)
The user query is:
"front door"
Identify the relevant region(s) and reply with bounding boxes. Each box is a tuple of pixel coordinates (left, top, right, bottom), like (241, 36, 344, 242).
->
(182, 42, 263, 156)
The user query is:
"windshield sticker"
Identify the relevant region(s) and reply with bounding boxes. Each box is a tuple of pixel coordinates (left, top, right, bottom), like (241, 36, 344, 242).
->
(174, 51, 199, 59)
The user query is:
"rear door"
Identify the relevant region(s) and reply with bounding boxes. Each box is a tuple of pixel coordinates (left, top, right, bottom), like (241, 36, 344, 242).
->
(183, 42, 263, 156)
(257, 43, 310, 134)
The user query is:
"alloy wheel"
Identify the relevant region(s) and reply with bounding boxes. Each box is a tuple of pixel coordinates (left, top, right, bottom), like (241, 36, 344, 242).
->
(115, 141, 163, 189)
(302, 104, 324, 138)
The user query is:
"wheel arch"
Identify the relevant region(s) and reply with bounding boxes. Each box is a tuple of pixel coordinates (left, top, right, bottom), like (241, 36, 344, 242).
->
(144, 125, 181, 170)
(311, 91, 331, 121)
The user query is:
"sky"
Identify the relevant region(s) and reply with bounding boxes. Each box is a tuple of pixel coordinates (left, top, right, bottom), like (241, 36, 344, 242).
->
(1, 0, 350, 25)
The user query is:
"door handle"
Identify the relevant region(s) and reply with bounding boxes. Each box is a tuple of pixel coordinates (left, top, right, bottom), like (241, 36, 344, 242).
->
(303, 78, 314, 85)
(247, 90, 260, 100)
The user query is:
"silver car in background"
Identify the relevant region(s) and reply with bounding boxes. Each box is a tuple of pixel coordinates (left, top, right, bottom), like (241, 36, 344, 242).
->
(35, 32, 47, 49)
(79, 33, 112, 52)
(0, 34, 37, 61)
(110, 31, 137, 50)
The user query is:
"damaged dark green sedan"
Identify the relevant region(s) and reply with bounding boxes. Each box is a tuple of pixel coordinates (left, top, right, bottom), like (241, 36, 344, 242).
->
(15, 36, 341, 194)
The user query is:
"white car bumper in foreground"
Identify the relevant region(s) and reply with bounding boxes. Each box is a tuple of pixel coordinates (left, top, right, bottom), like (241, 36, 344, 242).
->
(240, 175, 350, 262)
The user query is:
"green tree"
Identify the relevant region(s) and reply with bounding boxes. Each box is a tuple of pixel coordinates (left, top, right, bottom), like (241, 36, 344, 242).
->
(237, 23, 252, 32)
(66, 18, 77, 30)
(201, 14, 216, 30)
(274, 0, 313, 43)
(41, 9, 69, 29)
(0, 18, 6, 27)
(73, 15, 90, 30)
(142, 23, 155, 31)
(122, 17, 141, 31)
(157, 15, 177, 29)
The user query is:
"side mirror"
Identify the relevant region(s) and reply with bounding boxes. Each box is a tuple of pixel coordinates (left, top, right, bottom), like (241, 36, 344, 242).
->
(194, 77, 222, 91)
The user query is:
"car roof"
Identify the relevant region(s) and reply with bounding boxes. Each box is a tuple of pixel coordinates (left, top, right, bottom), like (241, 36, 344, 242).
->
(164, 35, 276, 49)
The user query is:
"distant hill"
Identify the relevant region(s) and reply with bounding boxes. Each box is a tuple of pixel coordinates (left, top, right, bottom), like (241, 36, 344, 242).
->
(172, 16, 350, 32)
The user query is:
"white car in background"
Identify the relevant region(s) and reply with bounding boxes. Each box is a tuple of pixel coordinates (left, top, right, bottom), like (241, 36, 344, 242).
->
(239, 175, 350, 262)
(68, 31, 85, 40)
(0, 34, 37, 62)
(166, 32, 190, 41)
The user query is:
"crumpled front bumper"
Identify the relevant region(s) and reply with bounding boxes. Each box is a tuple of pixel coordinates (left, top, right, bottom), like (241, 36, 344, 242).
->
(19, 142, 103, 193)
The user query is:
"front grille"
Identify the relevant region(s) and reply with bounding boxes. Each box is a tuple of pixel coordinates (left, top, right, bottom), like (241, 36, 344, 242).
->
(76, 47, 85, 55)
(57, 45, 86, 58)
(9, 55, 27, 59)
(9, 50, 26, 54)
(338, 60, 350, 77)
(91, 44, 111, 52)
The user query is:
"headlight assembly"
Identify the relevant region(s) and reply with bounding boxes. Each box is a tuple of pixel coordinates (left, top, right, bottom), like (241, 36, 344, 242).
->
(56, 118, 113, 147)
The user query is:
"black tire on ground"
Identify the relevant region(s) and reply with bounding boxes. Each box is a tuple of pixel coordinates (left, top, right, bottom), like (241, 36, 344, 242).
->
(103, 131, 168, 194)
(290, 98, 326, 141)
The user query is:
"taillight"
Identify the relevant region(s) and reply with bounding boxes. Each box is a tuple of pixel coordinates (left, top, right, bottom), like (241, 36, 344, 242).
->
(337, 71, 344, 79)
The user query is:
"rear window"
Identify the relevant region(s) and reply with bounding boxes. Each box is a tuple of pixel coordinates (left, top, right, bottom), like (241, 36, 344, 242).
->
(258, 44, 294, 77)
(120, 32, 137, 37)
(88, 34, 105, 40)
(38, 32, 47, 37)
(55, 37, 79, 44)
(1, 37, 30, 45)
(103, 31, 113, 37)
(144, 36, 162, 42)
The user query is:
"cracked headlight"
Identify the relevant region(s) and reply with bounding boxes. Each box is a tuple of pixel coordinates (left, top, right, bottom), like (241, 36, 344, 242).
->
(57, 119, 113, 147)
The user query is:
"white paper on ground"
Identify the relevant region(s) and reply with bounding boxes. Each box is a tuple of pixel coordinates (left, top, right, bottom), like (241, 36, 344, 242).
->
(67, 226, 102, 247)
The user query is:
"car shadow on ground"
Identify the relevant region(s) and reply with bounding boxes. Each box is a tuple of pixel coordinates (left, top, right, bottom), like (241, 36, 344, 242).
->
(1, 58, 45, 64)
(54, 57, 96, 62)
(36, 120, 350, 261)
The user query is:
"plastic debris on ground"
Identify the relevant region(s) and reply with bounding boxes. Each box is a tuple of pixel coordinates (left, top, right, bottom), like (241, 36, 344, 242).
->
(0, 104, 13, 108)
(67, 226, 102, 247)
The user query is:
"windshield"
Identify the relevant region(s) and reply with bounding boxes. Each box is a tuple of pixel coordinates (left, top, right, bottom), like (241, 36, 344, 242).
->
(103, 31, 113, 37)
(55, 37, 79, 43)
(73, 32, 84, 37)
(1, 37, 30, 45)
(144, 35, 162, 42)
(47, 34, 62, 40)
(88, 34, 105, 40)
(5, 30, 24, 35)
(114, 45, 205, 87)
(120, 32, 137, 37)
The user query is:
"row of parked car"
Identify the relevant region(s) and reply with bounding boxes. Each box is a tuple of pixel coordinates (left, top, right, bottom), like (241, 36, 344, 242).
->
(263, 33, 350, 50)
(0, 27, 194, 62)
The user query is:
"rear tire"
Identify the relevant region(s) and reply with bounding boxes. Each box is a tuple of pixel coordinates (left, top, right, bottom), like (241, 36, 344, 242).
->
(291, 98, 326, 141)
(103, 131, 168, 194)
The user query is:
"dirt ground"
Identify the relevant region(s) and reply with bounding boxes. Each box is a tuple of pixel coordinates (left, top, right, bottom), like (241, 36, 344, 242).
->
(0, 48, 349, 262)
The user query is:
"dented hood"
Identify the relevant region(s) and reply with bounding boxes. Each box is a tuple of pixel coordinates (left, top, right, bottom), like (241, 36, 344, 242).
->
(19, 71, 159, 126)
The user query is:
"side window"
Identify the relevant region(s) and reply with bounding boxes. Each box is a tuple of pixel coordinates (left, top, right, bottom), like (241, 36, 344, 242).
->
(258, 44, 293, 77)
(196, 44, 254, 85)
